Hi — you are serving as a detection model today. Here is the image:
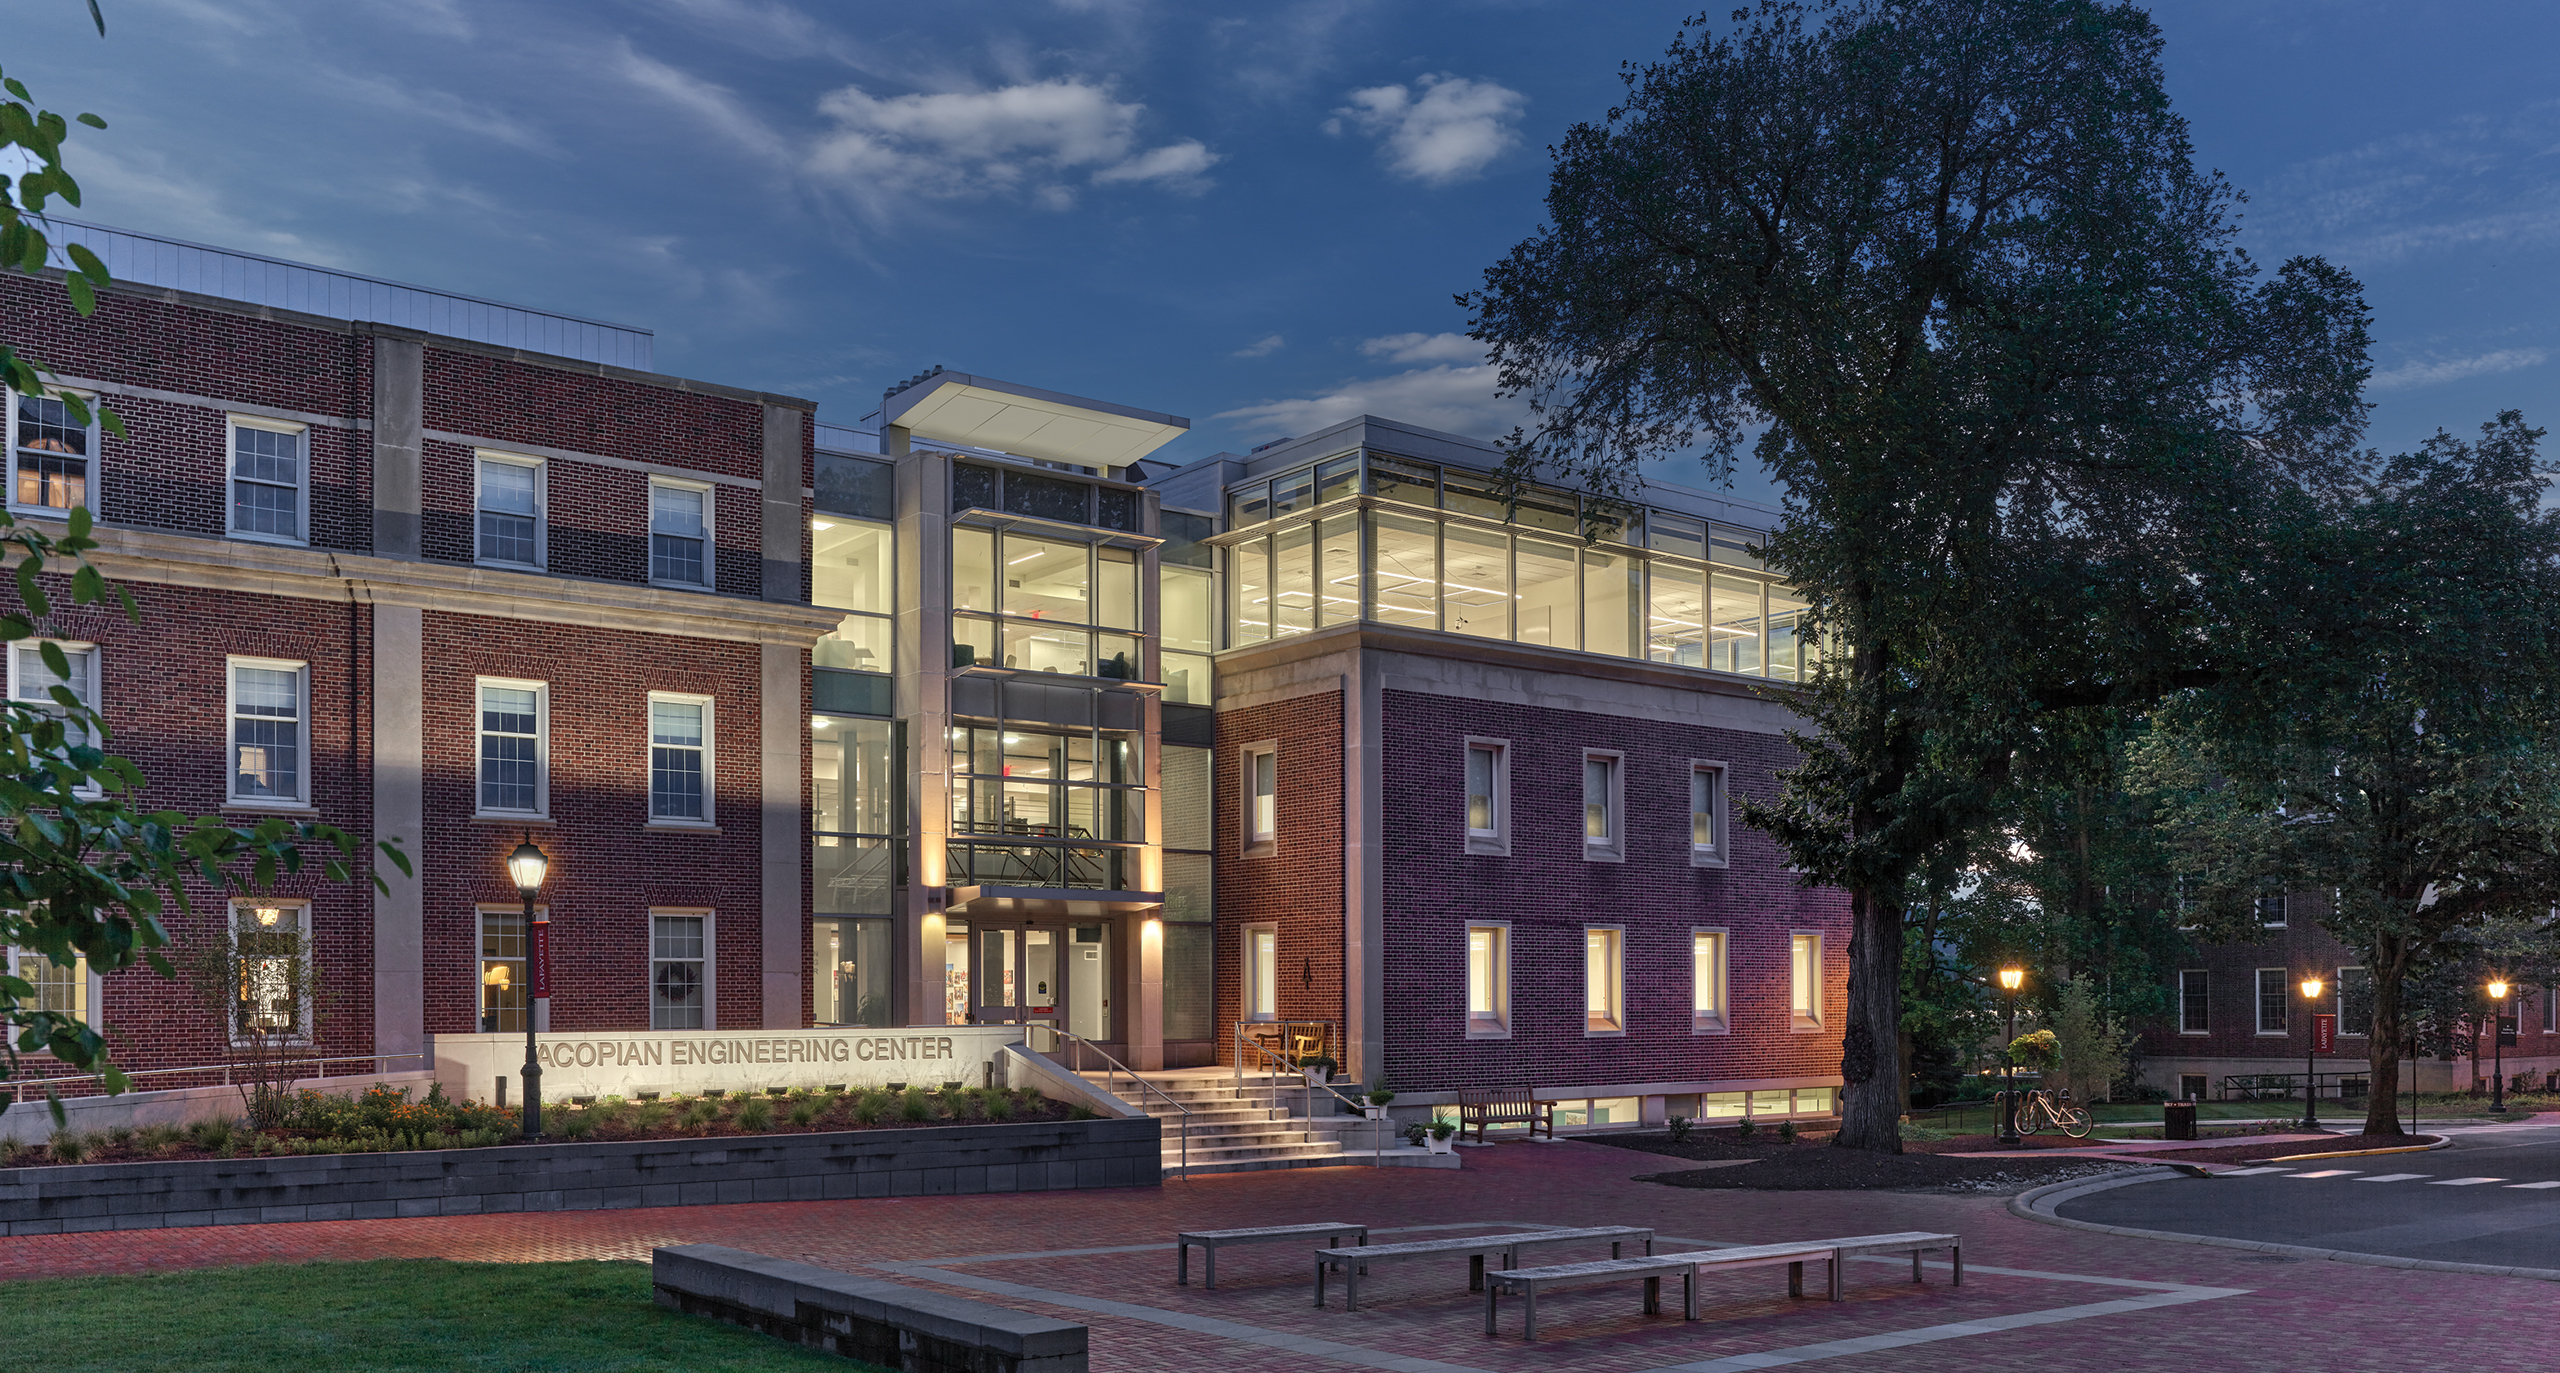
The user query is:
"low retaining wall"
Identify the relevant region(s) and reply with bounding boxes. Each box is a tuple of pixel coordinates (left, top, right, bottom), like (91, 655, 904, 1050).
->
(0, 1115, 1159, 1236)
(655, 1243, 1084, 1373)
(0, 1070, 438, 1138)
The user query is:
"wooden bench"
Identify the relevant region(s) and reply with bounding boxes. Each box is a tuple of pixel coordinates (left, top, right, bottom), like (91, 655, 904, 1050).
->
(1457, 1088, 1555, 1142)
(1313, 1226, 1653, 1311)
(1483, 1230, 1963, 1340)
(1176, 1223, 1366, 1289)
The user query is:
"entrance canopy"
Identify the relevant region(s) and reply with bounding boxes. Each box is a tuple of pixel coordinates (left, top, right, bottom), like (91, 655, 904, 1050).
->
(947, 885, 1164, 919)
(884, 370, 1188, 469)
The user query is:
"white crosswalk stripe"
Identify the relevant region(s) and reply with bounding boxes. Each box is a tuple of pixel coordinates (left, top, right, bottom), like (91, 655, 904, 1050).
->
(2428, 1177, 2507, 1186)
(2217, 1167, 2294, 1176)
(2288, 1169, 2361, 1178)
(2505, 1181, 2560, 1189)
(2355, 1173, 2431, 1183)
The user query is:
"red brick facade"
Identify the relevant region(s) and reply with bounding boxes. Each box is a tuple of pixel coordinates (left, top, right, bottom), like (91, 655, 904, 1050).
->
(1212, 691, 1347, 1045)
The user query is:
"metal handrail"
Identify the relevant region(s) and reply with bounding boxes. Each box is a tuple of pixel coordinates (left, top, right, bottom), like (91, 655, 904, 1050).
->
(1230, 1028, 1393, 1167)
(1029, 1025, 1192, 1179)
(6, 1052, 428, 1104)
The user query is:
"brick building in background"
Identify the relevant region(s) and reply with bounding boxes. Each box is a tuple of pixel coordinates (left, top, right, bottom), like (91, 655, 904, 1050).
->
(3, 221, 836, 1090)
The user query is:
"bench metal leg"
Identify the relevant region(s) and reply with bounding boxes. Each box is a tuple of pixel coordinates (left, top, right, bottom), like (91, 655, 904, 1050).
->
(1485, 1285, 1498, 1336)
(1828, 1253, 1844, 1303)
(1205, 1246, 1216, 1291)
(1644, 1274, 1661, 1316)
(1952, 1244, 1964, 1286)
(1313, 1259, 1326, 1308)
(1524, 1287, 1538, 1342)
(1346, 1261, 1361, 1313)
(1469, 1254, 1485, 1292)
(1913, 1249, 1924, 1283)
(1787, 1259, 1804, 1298)
(1685, 1269, 1698, 1321)
(1178, 1242, 1189, 1286)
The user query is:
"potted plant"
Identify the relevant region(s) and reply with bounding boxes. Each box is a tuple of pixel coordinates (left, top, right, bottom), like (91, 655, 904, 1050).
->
(1298, 1055, 1338, 1087)
(1364, 1085, 1395, 1120)
(1426, 1116, 1458, 1155)
(1404, 1122, 1430, 1148)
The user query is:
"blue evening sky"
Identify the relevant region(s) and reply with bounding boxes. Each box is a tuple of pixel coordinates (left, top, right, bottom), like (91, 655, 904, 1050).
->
(13, 1, 2558, 504)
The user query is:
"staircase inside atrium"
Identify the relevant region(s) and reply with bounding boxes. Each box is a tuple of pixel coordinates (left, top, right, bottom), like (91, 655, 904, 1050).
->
(1078, 1067, 1405, 1176)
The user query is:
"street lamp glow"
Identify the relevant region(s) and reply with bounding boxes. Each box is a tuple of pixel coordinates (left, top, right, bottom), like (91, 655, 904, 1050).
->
(2300, 975, 2324, 1001)
(2488, 979, 2511, 1001)
(507, 837, 549, 896)
(1997, 966, 2025, 992)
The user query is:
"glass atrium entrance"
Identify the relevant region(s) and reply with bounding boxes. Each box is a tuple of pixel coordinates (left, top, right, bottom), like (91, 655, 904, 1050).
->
(948, 918, 1114, 1046)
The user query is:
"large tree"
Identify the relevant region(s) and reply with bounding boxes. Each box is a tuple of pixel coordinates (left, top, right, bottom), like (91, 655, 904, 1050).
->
(1463, 0, 2369, 1150)
(2137, 414, 2560, 1137)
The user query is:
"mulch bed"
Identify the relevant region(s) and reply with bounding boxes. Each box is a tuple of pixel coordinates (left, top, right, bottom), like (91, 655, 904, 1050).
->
(1587, 1131, 2139, 1194)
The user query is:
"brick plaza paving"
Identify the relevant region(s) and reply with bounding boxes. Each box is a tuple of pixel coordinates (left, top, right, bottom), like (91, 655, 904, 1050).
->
(0, 1139, 2540, 1372)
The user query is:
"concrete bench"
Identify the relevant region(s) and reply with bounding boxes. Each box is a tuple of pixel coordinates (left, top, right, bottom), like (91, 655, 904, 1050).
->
(1483, 1230, 1962, 1340)
(1483, 1254, 1709, 1339)
(1177, 1222, 1366, 1288)
(653, 1243, 1085, 1372)
(1313, 1225, 1654, 1310)
(1812, 1231, 1963, 1299)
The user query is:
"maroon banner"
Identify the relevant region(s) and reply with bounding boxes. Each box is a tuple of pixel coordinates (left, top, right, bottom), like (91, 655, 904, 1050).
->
(2313, 1012, 2336, 1055)
(531, 914, 552, 1001)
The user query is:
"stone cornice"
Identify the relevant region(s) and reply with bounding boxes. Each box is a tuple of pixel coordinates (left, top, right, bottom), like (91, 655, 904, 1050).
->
(74, 525, 842, 647)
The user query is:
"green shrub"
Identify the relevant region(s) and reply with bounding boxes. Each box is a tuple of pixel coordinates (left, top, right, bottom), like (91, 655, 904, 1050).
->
(1666, 1115, 1693, 1143)
(787, 1098, 822, 1127)
(47, 1130, 88, 1164)
(631, 1101, 668, 1131)
(1734, 1116, 1756, 1140)
(680, 1099, 720, 1129)
(898, 1089, 933, 1122)
(557, 1111, 598, 1140)
(983, 1090, 1013, 1121)
(852, 1091, 887, 1126)
(1777, 1120, 1798, 1142)
(136, 1124, 183, 1153)
(735, 1097, 774, 1132)
(105, 1125, 135, 1149)
(188, 1118, 238, 1153)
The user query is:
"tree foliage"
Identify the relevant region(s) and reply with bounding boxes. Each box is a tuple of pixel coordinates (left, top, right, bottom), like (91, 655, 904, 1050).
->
(1464, 0, 2370, 1149)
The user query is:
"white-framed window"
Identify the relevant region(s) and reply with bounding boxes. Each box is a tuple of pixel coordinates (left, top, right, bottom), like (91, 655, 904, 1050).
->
(1689, 761, 1728, 866)
(1241, 742, 1277, 853)
(477, 906, 529, 1033)
(231, 900, 312, 1043)
(2255, 967, 2288, 1035)
(648, 693, 713, 825)
(10, 639, 99, 796)
(475, 452, 545, 568)
(227, 415, 307, 544)
(2256, 886, 2288, 928)
(650, 910, 710, 1030)
(2179, 969, 2210, 1034)
(1584, 926, 1624, 1033)
(2545, 984, 2556, 1037)
(475, 678, 547, 818)
(1692, 929, 1728, 1032)
(1242, 923, 1278, 1021)
(227, 657, 309, 807)
(649, 477, 713, 587)
(1789, 932, 1823, 1029)
(1582, 749, 1624, 862)
(1466, 922, 1509, 1037)
(8, 388, 96, 516)
(6, 944, 99, 1034)
(1464, 738, 1509, 855)
(2337, 965, 2371, 1037)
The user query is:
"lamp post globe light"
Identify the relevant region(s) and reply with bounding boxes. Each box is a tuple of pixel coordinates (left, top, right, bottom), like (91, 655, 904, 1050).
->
(508, 835, 550, 1139)
(2489, 980, 2512, 1114)
(2298, 975, 2325, 1131)
(1996, 966, 2026, 1147)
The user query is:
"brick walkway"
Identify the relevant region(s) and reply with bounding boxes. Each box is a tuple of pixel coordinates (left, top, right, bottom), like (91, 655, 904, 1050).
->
(1, 1139, 2539, 1371)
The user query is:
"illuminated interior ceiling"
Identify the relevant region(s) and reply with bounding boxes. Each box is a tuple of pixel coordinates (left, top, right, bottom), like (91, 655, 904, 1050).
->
(885, 371, 1189, 468)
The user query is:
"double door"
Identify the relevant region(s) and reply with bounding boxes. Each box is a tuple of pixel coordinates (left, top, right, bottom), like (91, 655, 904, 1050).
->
(971, 921, 1110, 1044)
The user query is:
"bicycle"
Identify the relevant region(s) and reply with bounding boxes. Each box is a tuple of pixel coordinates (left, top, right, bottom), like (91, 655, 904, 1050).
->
(2011, 1085, 2093, 1139)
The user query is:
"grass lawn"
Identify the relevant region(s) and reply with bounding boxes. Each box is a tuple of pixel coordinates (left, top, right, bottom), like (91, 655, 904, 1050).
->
(0, 1259, 889, 1373)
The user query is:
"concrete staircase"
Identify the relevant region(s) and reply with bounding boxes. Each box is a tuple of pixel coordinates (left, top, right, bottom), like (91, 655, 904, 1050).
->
(1079, 1067, 1351, 1176)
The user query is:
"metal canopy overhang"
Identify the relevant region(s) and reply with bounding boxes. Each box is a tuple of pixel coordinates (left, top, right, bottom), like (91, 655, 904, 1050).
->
(885, 371, 1189, 469)
(945, 886, 1165, 918)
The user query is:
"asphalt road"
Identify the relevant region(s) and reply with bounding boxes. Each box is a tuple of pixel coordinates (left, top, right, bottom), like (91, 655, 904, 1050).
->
(2057, 1122, 2560, 1269)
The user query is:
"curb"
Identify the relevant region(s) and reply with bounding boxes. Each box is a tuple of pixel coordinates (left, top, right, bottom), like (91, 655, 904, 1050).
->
(2009, 1168, 2560, 1283)
(2262, 1138, 2452, 1163)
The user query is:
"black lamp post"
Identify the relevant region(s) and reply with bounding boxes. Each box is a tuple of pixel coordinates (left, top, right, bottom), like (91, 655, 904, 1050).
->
(508, 834, 550, 1138)
(1997, 966, 2025, 1146)
(2298, 974, 2325, 1131)
(2489, 979, 2511, 1114)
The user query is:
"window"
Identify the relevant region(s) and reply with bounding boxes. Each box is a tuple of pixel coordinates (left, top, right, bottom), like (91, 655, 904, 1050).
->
(228, 417, 306, 543)
(1790, 933, 1823, 1029)
(10, 389, 93, 514)
(649, 479, 711, 586)
(2545, 984, 2556, 1037)
(650, 912, 708, 1030)
(475, 454, 543, 567)
(227, 658, 308, 806)
(1582, 750, 1623, 861)
(2256, 886, 2288, 928)
(2337, 966, 2372, 1037)
(1689, 762, 1728, 865)
(1243, 924, 1277, 1021)
(231, 901, 310, 1042)
(811, 517, 893, 674)
(648, 694, 712, 825)
(2179, 969, 2210, 1034)
(1692, 930, 1728, 1032)
(478, 907, 527, 1032)
(475, 679, 546, 817)
(7, 945, 93, 1032)
(10, 640, 99, 794)
(1242, 744, 1277, 852)
(1466, 924, 1509, 1036)
(1584, 927, 1624, 1033)
(2256, 968, 2288, 1035)
(1464, 739, 1508, 855)
(943, 724, 1143, 891)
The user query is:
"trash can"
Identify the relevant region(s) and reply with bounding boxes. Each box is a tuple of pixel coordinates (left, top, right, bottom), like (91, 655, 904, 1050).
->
(2162, 1101, 2198, 1141)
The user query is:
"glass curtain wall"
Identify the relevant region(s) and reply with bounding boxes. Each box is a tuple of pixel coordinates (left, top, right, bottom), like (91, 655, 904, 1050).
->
(952, 525, 1144, 680)
(1219, 449, 1810, 680)
(1160, 744, 1214, 1044)
(812, 453, 896, 677)
(1161, 511, 1216, 704)
(946, 724, 1144, 890)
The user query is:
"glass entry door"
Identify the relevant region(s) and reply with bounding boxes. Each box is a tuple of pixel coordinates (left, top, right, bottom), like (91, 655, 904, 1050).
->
(973, 922, 1111, 1043)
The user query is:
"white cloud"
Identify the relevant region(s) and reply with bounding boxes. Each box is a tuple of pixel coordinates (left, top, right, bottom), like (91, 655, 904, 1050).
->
(1233, 333, 1286, 358)
(809, 77, 1217, 214)
(1358, 331, 1481, 365)
(1215, 362, 1528, 441)
(2368, 348, 2549, 392)
(1327, 74, 1524, 185)
(610, 41, 794, 167)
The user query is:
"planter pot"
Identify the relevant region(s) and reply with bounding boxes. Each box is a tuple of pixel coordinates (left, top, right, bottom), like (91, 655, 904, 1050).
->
(1302, 1068, 1329, 1087)
(1363, 1105, 1388, 1120)
(1424, 1134, 1455, 1155)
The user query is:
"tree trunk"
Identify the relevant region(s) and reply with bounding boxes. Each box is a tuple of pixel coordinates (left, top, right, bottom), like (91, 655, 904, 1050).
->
(2361, 939, 2407, 1137)
(1834, 882, 1906, 1152)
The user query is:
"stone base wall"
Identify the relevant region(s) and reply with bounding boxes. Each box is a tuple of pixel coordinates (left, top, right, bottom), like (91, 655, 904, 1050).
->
(654, 1243, 1085, 1373)
(0, 1116, 1157, 1236)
